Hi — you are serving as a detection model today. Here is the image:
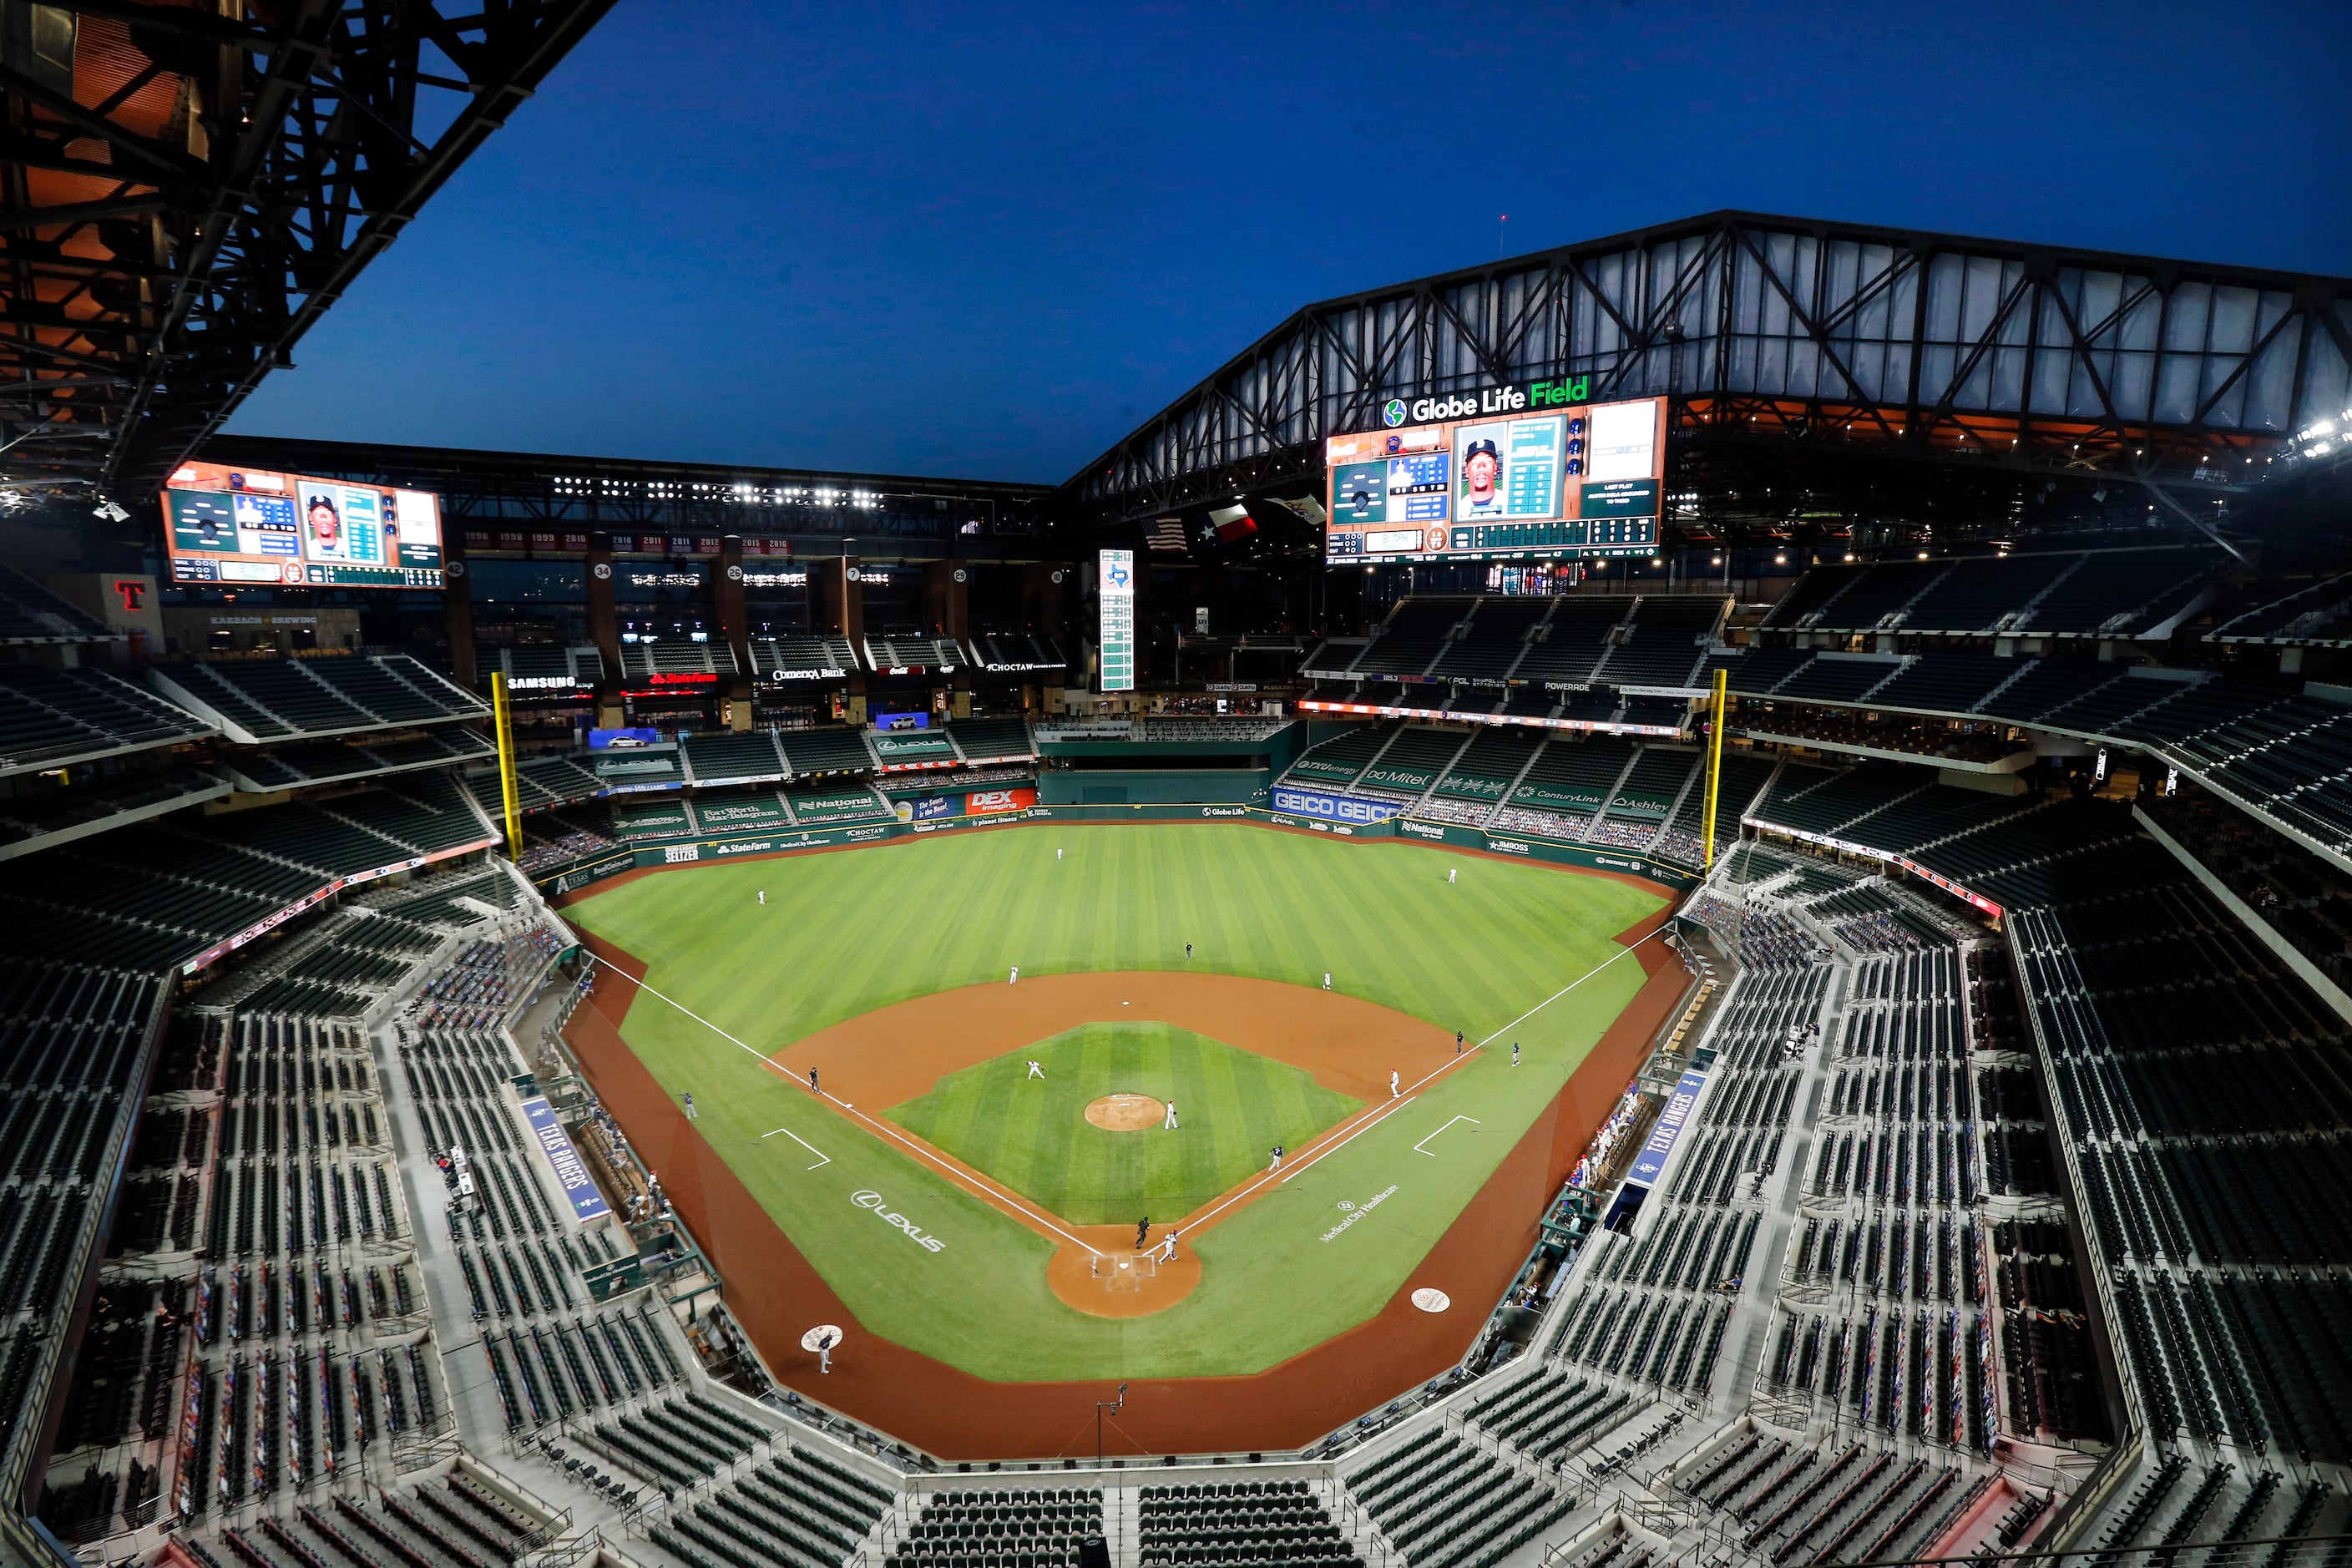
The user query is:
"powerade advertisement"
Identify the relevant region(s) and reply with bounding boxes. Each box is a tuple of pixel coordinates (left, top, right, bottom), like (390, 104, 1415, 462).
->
(1325, 385, 1667, 564)
(162, 460, 445, 589)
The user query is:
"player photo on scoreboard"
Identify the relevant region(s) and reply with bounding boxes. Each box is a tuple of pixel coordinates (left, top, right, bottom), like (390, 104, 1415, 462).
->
(1453, 416, 1565, 522)
(300, 484, 355, 563)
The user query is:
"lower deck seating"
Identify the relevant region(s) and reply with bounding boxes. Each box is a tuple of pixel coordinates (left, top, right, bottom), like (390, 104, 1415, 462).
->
(1346, 1429, 1574, 1568)
(888, 1487, 1105, 1568)
(1138, 1479, 1357, 1568)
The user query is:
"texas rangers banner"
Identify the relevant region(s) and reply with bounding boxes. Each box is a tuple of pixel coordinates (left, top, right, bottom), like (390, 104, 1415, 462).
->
(520, 1095, 611, 1222)
(1627, 1068, 1707, 1187)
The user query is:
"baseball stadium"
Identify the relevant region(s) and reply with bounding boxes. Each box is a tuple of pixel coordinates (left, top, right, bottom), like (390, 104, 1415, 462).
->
(1, 12, 2350, 1568)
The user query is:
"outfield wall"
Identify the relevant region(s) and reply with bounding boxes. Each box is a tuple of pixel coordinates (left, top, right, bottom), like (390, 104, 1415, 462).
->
(536, 807, 1701, 891)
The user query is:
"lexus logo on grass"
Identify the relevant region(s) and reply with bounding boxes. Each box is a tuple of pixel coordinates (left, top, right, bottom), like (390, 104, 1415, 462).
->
(851, 1189, 945, 1252)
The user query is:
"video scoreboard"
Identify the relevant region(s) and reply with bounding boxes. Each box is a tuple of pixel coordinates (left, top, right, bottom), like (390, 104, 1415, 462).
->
(162, 461, 446, 589)
(1324, 382, 1667, 564)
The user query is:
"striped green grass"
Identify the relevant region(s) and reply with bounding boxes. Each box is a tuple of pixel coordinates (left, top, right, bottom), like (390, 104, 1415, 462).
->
(567, 823, 1663, 1381)
(885, 1021, 1360, 1225)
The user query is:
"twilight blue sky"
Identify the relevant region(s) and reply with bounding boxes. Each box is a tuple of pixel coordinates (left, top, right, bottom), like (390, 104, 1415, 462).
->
(227, 1, 2352, 484)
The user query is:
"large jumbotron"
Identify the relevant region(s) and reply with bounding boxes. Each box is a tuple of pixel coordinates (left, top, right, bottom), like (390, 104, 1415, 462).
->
(3, 13, 2352, 1568)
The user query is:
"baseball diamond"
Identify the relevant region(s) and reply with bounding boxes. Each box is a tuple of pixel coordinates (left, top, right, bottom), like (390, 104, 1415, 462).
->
(560, 821, 1669, 1430)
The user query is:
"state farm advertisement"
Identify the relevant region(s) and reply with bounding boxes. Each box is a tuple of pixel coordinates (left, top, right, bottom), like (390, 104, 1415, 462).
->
(964, 787, 1037, 817)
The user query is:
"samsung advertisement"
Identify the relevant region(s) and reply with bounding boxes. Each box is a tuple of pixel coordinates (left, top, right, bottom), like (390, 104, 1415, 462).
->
(1325, 385, 1667, 564)
(162, 461, 446, 589)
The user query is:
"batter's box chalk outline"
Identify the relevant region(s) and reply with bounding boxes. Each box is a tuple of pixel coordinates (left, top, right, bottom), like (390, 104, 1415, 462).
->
(762, 1124, 832, 1169)
(1414, 1115, 1480, 1156)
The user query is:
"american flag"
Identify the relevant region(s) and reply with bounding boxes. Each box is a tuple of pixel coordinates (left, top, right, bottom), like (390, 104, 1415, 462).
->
(1146, 516, 1189, 554)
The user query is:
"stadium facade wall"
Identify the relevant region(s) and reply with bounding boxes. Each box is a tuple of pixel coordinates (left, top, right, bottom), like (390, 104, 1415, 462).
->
(1038, 768, 1272, 806)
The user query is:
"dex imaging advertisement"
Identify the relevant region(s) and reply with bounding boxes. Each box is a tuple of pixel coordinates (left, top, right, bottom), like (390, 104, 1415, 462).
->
(162, 461, 445, 589)
(1324, 385, 1667, 564)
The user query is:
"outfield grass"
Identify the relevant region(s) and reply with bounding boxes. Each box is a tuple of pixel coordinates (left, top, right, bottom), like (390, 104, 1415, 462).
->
(885, 1021, 1361, 1225)
(566, 823, 1663, 1381)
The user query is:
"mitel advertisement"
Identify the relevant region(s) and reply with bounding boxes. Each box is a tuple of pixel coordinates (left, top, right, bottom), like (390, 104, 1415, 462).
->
(1325, 386, 1667, 564)
(162, 460, 445, 589)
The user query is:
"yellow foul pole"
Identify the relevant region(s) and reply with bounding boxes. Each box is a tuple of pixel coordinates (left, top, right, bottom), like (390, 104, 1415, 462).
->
(492, 672, 524, 862)
(1701, 665, 1729, 872)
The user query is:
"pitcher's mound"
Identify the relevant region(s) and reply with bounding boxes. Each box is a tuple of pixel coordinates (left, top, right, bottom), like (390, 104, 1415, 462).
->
(1085, 1093, 1165, 1131)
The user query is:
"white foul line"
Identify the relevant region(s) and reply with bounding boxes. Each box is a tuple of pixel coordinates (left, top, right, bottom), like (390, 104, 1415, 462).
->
(582, 951, 1100, 1256)
(761, 1125, 832, 1170)
(1476, 926, 1667, 1046)
(1414, 1115, 1481, 1156)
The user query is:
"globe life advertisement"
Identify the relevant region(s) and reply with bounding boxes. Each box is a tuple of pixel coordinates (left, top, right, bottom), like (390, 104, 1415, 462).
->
(1324, 381, 1667, 564)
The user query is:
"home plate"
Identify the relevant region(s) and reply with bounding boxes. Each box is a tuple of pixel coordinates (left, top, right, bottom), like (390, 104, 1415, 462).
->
(1410, 1288, 1450, 1313)
(800, 1324, 845, 1352)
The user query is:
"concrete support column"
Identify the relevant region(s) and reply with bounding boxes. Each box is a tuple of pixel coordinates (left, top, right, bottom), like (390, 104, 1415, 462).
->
(716, 534, 751, 731)
(587, 532, 622, 728)
(443, 541, 478, 687)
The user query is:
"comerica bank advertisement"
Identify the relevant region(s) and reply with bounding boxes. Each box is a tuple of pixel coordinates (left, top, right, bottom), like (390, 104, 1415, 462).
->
(161, 461, 447, 589)
(1325, 383, 1667, 564)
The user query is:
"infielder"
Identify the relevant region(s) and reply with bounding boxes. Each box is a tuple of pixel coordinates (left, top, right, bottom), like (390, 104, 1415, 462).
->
(1009, 965, 1019, 984)
(1027, 1060, 1044, 1080)
(1163, 1100, 1178, 1130)
(1323, 972, 1332, 991)
(1389, 1070, 1399, 1099)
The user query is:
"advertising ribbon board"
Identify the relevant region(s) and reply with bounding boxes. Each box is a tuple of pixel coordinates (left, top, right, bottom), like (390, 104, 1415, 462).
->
(520, 1095, 612, 1222)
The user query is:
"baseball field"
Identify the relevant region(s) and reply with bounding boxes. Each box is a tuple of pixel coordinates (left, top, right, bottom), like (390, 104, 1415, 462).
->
(561, 823, 1667, 1396)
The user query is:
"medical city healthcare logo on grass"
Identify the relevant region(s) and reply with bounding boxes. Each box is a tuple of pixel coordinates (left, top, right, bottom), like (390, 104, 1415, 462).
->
(1320, 1185, 1399, 1242)
(851, 1189, 946, 1252)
